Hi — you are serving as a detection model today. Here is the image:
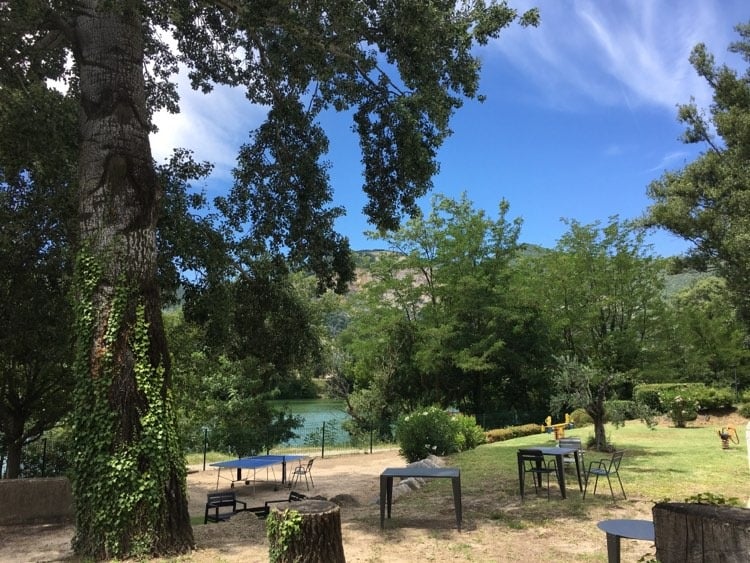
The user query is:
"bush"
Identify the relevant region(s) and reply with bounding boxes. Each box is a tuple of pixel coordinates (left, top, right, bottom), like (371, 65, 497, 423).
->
(635, 383, 734, 414)
(569, 408, 593, 426)
(659, 389, 699, 428)
(484, 423, 543, 443)
(694, 387, 734, 411)
(605, 400, 638, 421)
(453, 414, 486, 451)
(395, 406, 459, 463)
(737, 403, 750, 418)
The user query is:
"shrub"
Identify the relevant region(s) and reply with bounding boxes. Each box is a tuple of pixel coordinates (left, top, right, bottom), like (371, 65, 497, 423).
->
(453, 414, 486, 451)
(737, 403, 750, 419)
(659, 389, 699, 428)
(569, 408, 592, 427)
(605, 400, 637, 421)
(395, 406, 459, 463)
(693, 387, 734, 411)
(485, 423, 542, 443)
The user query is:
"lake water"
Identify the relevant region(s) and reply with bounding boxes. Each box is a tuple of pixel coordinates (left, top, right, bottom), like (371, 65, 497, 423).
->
(269, 399, 351, 446)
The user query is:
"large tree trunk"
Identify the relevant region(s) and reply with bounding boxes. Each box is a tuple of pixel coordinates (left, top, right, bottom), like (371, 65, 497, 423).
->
(653, 502, 750, 563)
(69, 1, 192, 558)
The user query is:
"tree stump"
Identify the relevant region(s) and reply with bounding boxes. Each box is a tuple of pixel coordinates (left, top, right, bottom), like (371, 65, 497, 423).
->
(267, 499, 346, 563)
(653, 502, 750, 563)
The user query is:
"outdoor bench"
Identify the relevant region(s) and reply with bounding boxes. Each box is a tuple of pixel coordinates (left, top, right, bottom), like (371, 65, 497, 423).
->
(204, 491, 247, 524)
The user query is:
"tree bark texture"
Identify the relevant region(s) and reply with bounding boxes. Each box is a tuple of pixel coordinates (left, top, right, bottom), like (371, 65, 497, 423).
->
(268, 500, 346, 563)
(653, 502, 750, 563)
(69, 1, 192, 557)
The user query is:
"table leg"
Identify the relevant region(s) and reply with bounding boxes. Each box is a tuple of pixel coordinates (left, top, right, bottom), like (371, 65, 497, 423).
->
(555, 454, 567, 499)
(517, 456, 525, 498)
(605, 532, 621, 563)
(379, 475, 386, 528)
(573, 451, 583, 491)
(281, 460, 287, 484)
(386, 476, 393, 519)
(451, 475, 462, 531)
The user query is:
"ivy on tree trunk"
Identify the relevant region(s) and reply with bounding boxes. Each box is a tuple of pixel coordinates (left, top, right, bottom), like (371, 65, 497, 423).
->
(70, 2, 192, 558)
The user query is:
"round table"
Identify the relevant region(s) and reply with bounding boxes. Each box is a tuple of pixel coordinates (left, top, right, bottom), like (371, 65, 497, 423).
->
(597, 519, 654, 563)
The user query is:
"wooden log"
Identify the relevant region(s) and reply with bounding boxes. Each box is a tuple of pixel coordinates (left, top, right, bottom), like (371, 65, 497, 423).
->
(653, 502, 750, 563)
(267, 499, 346, 563)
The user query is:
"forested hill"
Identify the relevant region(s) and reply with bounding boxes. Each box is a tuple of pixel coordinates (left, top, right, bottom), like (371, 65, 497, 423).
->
(348, 248, 707, 299)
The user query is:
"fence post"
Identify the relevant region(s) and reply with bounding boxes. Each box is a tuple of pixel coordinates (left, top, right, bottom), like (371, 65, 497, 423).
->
(321, 421, 326, 459)
(202, 427, 208, 471)
(41, 438, 47, 477)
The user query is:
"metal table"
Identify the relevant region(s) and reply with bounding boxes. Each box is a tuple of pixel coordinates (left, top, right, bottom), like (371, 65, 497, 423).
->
(517, 446, 583, 499)
(379, 467, 462, 530)
(597, 519, 655, 563)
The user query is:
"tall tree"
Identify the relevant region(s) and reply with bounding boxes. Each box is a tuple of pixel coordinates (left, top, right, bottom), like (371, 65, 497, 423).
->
(533, 218, 666, 449)
(646, 21, 750, 327)
(0, 1, 538, 557)
(0, 84, 77, 478)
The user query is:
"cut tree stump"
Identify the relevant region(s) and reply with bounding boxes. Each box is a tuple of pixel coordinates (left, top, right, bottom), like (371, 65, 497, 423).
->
(653, 502, 750, 563)
(267, 499, 346, 563)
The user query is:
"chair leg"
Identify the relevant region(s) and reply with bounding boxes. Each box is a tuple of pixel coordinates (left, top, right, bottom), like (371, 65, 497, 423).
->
(605, 474, 615, 499)
(615, 472, 626, 499)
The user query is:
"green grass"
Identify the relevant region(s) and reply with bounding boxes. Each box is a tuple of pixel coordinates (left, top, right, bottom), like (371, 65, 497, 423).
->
(453, 420, 747, 511)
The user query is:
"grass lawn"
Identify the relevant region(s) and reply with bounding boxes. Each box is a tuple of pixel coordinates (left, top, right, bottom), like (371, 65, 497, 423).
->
(404, 419, 748, 528)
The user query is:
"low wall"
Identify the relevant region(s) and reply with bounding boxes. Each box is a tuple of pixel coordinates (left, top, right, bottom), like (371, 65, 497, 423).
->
(0, 477, 74, 525)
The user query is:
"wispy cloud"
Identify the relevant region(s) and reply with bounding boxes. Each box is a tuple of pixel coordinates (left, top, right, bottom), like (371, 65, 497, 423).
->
(150, 69, 267, 180)
(493, 0, 745, 112)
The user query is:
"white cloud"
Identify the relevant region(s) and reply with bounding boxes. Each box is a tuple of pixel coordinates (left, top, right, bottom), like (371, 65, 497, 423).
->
(150, 68, 267, 181)
(492, 0, 745, 112)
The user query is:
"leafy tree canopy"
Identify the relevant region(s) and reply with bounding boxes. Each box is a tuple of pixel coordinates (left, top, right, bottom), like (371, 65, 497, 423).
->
(646, 21, 750, 326)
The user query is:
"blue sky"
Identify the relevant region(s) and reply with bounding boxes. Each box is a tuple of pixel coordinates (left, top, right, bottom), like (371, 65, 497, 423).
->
(151, 0, 749, 257)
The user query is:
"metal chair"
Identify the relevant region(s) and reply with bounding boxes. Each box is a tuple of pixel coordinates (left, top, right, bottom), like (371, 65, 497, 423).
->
(583, 450, 626, 500)
(518, 449, 558, 500)
(290, 457, 315, 490)
(557, 437, 584, 470)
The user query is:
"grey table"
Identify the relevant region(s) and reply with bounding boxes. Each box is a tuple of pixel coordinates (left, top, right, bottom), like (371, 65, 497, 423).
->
(517, 446, 583, 499)
(379, 467, 462, 530)
(597, 519, 655, 563)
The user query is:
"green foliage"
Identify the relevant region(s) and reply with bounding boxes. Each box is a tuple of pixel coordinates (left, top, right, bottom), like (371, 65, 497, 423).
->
(71, 254, 188, 558)
(633, 385, 665, 412)
(267, 509, 303, 563)
(452, 414, 487, 451)
(635, 383, 735, 415)
(646, 23, 750, 328)
(484, 423, 542, 443)
(659, 389, 700, 428)
(696, 387, 735, 410)
(569, 409, 593, 426)
(605, 400, 638, 421)
(395, 406, 459, 463)
(683, 492, 742, 507)
(737, 403, 750, 418)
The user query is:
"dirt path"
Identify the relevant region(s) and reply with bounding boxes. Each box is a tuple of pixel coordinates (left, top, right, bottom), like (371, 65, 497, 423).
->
(0, 447, 663, 562)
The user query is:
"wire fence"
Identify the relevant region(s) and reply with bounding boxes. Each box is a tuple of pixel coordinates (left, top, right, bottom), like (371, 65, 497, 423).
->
(2, 409, 547, 478)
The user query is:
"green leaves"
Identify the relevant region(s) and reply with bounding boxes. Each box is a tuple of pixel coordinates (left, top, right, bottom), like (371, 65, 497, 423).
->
(646, 21, 750, 326)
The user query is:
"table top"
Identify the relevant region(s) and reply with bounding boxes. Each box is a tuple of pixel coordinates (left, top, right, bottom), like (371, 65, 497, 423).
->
(211, 454, 305, 469)
(597, 519, 655, 540)
(519, 447, 578, 456)
(381, 467, 460, 478)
